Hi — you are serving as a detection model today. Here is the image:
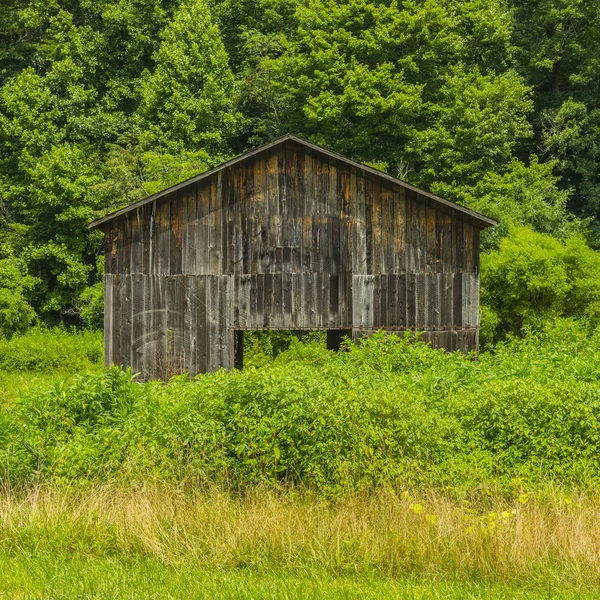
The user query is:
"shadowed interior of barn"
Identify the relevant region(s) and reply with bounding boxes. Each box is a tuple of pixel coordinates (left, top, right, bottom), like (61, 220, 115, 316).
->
(90, 135, 496, 381)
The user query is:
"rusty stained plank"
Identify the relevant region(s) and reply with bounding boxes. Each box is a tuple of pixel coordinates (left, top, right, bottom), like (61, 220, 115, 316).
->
(181, 184, 197, 275)
(454, 218, 465, 273)
(194, 181, 209, 275)
(405, 192, 418, 273)
(282, 140, 298, 252)
(443, 210, 455, 273)
(371, 177, 383, 276)
(380, 184, 393, 275)
(142, 202, 152, 275)
(231, 163, 244, 276)
(220, 166, 232, 275)
(393, 186, 406, 274)
(131, 273, 145, 373)
(208, 176, 218, 274)
(266, 148, 280, 267)
(290, 142, 302, 258)
(252, 155, 266, 275)
(464, 221, 474, 273)
(154, 197, 171, 275)
(301, 148, 314, 273)
(239, 162, 251, 275)
(425, 204, 436, 275)
(168, 193, 183, 275)
(314, 155, 330, 274)
(104, 274, 114, 366)
(364, 174, 373, 275)
(351, 168, 366, 275)
(130, 208, 143, 275)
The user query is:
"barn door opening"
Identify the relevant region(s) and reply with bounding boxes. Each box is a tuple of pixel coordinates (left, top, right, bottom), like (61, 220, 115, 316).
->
(233, 329, 352, 370)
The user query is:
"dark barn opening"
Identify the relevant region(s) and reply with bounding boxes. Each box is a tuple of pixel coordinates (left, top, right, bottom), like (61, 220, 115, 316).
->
(233, 328, 353, 370)
(91, 135, 495, 381)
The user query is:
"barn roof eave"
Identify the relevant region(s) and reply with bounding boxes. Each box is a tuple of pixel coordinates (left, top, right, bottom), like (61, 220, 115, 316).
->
(89, 134, 498, 230)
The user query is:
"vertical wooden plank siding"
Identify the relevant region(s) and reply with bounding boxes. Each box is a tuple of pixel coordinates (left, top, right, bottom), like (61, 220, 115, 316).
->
(103, 274, 113, 367)
(103, 139, 487, 379)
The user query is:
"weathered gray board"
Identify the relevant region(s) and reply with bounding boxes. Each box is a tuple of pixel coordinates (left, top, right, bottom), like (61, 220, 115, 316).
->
(98, 137, 490, 380)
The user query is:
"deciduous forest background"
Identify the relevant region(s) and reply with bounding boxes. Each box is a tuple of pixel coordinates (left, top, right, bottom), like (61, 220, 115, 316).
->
(2, 0, 600, 345)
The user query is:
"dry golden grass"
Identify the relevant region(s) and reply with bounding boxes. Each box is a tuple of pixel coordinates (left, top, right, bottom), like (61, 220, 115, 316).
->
(0, 484, 599, 586)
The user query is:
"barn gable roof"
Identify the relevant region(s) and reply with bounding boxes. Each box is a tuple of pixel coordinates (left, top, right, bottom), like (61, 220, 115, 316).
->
(89, 135, 497, 229)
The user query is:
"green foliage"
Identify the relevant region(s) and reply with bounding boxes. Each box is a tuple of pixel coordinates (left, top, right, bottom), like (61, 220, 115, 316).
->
(135, 0, 241, 156)
(508, 0, 600, 226)
(235, 0, 576, 237)
(243, 330, 326, 367)
(0, 239, 38, 338)
(4, 324, 600, 493)
(0, 328, 103, 373)
(2, 0, 600, 333)
(481, 226, 600, 344)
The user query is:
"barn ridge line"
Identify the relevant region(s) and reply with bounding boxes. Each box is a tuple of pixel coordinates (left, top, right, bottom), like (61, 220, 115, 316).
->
(89, 134, 497, 229)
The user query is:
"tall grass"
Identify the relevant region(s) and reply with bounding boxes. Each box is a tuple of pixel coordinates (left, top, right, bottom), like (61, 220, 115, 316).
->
(1, 483, 599, 587)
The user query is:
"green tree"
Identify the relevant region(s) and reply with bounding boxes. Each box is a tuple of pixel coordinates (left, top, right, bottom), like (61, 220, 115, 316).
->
(509, 0, 600, 224)
(135, 0, 241, 156)
(0, 223, 38, 338)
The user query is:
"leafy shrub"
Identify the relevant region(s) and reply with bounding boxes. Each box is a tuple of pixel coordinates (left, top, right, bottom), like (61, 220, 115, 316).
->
(0, 328, 103, 373)
(4, 322, 600, 494)
(481, 226, 600, 345)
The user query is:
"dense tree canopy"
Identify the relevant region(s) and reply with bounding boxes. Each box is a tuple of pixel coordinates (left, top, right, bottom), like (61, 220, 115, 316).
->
(0, 0, 599, 338)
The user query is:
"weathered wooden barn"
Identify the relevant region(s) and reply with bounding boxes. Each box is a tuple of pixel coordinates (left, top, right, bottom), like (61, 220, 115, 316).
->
(90, 135, 496, 380)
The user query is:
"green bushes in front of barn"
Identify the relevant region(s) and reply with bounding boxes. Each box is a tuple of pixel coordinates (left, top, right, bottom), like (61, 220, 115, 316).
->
(3, 320, 600, 495)
(0, 327, 103, 374)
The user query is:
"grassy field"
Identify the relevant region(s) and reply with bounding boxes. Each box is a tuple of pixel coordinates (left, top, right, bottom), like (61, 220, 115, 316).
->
(3, 326, 600, 598)
(1, 484, 600, 598)
(2, 557, 595, 600)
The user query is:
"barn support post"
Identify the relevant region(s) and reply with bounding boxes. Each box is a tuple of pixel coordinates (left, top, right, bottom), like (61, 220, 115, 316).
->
(234, 330, 244, 369)
(326, 329, 352, 352)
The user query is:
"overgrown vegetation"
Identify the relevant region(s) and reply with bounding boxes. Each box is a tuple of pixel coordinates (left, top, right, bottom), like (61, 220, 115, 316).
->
(2, 326, 600, 594)
(0, 327, 102, 373)
(2, 322, 599, 494)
